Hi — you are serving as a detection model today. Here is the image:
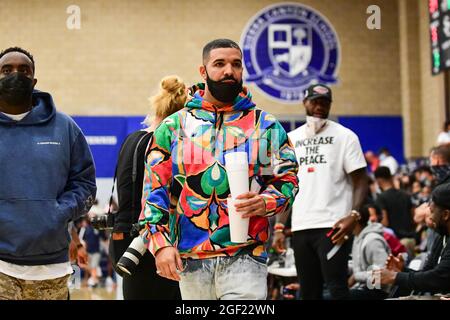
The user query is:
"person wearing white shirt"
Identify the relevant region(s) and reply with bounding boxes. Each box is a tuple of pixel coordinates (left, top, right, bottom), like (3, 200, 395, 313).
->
(436, 120, 450, 146)
(272, 84, 368, 300)
(378, 147, 399, 175)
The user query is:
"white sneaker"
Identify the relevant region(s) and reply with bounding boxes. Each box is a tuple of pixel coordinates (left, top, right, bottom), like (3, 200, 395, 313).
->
(87, 277, 98, 288)
(105, 276, 114, 287)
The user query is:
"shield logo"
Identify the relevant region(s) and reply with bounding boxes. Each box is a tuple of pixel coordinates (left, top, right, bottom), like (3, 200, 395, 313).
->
(241, 3, 340, 103)
(268, 24, 313, 77)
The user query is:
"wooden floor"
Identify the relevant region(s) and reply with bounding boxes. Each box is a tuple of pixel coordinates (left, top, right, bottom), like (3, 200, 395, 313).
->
(70, 286, 118, 300)
(69, 276, 121, 300)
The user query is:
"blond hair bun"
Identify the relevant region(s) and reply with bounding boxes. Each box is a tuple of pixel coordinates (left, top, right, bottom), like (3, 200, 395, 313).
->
(143, 75, 187, 127)
(160, 75, 185, 96)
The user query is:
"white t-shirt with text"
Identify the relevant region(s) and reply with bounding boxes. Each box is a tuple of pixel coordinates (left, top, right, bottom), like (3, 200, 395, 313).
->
(288, 120, 366, 231)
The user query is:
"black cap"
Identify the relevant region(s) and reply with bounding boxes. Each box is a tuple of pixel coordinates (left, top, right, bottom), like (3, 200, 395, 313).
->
(304, 84, 332, 102)
(432, 183, 450, 209)
(374, 166, 392, 179)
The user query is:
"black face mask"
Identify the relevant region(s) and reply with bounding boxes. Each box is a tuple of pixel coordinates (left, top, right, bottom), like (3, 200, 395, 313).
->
(0, 73, 34, 106)
(431, 165, 450, 184)
(205, 70, 242, 103)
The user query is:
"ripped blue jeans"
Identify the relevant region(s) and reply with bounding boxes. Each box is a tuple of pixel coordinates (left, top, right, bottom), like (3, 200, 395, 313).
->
(179, 254, 267, 300)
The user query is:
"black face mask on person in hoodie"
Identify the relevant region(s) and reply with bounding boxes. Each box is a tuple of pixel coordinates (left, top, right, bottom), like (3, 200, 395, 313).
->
(0, 73, 34, 106)
(205, 70, 243, 103)
(431, 165, 450, 185)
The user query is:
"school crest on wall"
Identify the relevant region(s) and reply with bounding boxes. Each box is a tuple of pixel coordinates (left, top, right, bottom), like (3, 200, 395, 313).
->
(241, 3, 340, 103)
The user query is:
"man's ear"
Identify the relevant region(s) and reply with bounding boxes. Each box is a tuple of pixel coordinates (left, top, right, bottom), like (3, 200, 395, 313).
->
(32, 78, 37, 88)
(444, 209, 450, 222)
(199, 65, 207, 81)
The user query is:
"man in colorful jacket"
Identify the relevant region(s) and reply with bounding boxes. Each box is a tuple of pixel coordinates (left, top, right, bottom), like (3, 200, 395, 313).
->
(139, 39, 299, 300)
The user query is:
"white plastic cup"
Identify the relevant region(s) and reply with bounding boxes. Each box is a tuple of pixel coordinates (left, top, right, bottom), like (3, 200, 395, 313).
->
(224, 152, 249, 199)
(227, 198, 249, 243)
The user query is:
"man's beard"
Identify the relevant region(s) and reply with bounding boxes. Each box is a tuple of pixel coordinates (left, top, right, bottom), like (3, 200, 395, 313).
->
(205, 71, 242, 103)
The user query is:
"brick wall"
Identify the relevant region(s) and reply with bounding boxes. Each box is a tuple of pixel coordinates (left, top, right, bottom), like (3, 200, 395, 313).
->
(0, 0, 401, 116)
(1, 0, 445, 157)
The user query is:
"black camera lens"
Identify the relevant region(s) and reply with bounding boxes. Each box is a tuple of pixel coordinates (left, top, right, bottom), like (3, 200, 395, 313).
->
(117, 236, 147, 276)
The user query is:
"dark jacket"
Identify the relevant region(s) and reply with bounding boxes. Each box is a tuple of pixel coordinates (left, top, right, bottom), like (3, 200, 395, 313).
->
(113, 130, 152, 234)
(395, 235, 450, 294)
(0, 90, 97, 265)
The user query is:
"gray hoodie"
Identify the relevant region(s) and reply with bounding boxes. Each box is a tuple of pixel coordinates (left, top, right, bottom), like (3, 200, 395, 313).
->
(351, 222, 390, 285)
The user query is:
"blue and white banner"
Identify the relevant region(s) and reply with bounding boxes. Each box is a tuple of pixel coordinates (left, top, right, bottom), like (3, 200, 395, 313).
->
(73, 116, 145, 177)
(72, 116, 404, 179)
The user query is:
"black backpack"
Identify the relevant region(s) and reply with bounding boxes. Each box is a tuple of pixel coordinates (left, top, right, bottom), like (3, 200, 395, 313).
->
(109, 130, 153, 266)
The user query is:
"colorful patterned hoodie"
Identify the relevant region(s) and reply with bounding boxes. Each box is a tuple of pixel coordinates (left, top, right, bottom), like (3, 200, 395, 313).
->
(140, 85, 299, 260)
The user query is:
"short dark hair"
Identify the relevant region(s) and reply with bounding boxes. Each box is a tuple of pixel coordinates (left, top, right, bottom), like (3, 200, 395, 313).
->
(420, 166, 433, 175)
(374, 166, 392, 180)
(378, 147, 390, 155)
(0, 47, 35, 72)
(360, 203, 381, 226)
(202, 39, 242, 63)
(444, 120, 450, 131)
(431, 144, 450, 164)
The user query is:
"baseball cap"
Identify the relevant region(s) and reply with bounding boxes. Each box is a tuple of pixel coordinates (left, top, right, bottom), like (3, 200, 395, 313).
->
(303, 84, 332, 102)
(432, 182, 450, 209)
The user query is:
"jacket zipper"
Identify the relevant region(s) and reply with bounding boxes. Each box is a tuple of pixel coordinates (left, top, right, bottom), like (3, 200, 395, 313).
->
(212, 108, 224, 156)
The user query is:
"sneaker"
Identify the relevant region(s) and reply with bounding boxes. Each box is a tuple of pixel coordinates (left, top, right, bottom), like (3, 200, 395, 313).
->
(105, 276, 114, 287)
(87, 277, 99, 288)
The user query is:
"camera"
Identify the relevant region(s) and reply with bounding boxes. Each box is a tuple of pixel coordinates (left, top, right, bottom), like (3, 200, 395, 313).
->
(90, 213, 115, 230)
(116, 228, 148, 277)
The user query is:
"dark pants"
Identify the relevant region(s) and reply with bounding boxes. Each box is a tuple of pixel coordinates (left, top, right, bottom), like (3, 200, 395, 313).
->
(349, 287, 388, 300)
(110, 236, 181, 300)
(292, 228, 351, 300)
(122, 251, 181, 300)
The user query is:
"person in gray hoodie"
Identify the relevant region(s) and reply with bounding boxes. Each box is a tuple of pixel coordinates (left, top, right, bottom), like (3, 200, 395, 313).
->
(348, 203, 391, 300)
(0, 47, 96, 300)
